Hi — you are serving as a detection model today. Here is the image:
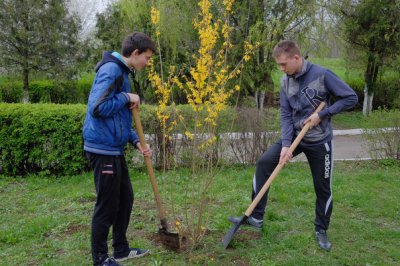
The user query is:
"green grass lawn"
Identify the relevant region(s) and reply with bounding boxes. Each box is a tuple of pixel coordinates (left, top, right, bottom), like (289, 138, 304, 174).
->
(332, 109, 400, 129)
(1, 160, 399, 265)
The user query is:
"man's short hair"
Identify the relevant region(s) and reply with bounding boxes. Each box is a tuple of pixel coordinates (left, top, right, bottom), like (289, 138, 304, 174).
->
(121, 32, 155, 57)
(272, 40, 301, 58)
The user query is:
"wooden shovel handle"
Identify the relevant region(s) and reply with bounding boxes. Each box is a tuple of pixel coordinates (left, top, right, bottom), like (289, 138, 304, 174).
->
(132, 107, 166, 220)
(244, 102, 326, 216)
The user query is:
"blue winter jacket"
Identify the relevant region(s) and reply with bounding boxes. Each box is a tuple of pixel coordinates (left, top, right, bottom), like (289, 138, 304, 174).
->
(280, 60, 358, 147)
(83, 51, 139, 155)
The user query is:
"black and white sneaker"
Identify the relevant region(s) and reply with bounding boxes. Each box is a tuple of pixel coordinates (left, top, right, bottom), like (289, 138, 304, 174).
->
(228, 216, 263, 230)
(315, 229, 332, 251)
(114, 248, 150, 262)
(102, 258, 121, 266)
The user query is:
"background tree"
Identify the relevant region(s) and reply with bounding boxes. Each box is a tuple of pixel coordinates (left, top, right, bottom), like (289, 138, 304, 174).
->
(336, 0, 400, 116)
(95, 0, 198, 103)
(0, 0, 81, 102)
(229, 0, 318, 110)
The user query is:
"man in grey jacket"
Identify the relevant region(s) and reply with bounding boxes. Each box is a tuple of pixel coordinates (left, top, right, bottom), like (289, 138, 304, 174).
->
(229, 40, 358, 251)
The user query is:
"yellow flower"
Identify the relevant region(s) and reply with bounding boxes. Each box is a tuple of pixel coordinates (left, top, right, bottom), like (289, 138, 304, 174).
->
(150, 7, 160, 26)
(185, 131, 194, 140)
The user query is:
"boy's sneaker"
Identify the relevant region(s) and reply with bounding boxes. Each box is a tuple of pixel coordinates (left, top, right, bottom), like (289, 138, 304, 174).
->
(102, 258, 121, 266)
(114, 248, 150, 262)
(315, 229, 332, 251)
(228, 216, 263, 230)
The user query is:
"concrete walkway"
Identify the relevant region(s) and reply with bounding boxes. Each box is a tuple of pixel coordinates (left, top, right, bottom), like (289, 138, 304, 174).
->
(293, 128, 371, 162)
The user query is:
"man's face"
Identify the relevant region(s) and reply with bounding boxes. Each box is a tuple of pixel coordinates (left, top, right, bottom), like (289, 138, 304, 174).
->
(275, 54, 302, 75)
(129, 49, 153, 70)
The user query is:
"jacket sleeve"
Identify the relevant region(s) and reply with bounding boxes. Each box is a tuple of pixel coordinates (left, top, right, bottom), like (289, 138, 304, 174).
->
(129, 129, 140, 147)
(280, 79, 294, 147)
(88, 64, 130, 118)
(318, 70, 358, 119)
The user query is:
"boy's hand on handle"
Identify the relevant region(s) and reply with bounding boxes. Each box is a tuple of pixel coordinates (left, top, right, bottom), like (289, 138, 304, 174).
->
(136, 142, 151, 157)
(127, 93, 140, 109)
(304, 113, 321, 129)
(279, 146, 292, 165)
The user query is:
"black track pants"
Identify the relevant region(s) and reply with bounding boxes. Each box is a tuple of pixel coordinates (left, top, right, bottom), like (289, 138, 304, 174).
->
(86, 152, 134, 265)
(251, 139, 333, 231)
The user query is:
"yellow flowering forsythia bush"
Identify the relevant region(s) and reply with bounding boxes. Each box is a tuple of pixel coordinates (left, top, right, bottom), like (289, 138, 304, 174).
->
(149, 0, 258, 248)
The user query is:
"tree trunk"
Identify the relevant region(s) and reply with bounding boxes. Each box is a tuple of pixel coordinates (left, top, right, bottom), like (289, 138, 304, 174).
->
(254, 89, 265, 111)
(22, 67, 29, 103)
(266, 91, 274, 106)
(362, 84, 374, 116)
(254, 89, 259, 107)
(259, 91, 265, 112)
(363, 52, 379, 116)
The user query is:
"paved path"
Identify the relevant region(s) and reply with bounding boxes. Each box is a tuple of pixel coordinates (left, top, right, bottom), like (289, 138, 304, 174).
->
(293, 129, 371, 162)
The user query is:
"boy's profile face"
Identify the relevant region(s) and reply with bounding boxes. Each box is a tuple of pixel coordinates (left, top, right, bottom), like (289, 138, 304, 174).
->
(129, 49, 153, 70)
(275, 53, 302, 75)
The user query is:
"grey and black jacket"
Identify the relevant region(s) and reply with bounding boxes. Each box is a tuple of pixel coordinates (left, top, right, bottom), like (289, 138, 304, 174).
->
(280, 60, 358, 147)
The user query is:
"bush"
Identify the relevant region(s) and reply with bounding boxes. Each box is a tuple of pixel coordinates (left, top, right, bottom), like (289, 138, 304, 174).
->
(362, 108, 400, 160)
(0, 103, 88, 176)
(0, 81, 23, 102)
(374, 78, 400, 108)
(0, 80, 87, 104)
(76, 73, 94, 103)
(345, 75, 400, 109)
(127, 104, 247, 169)
(0, 103, 252, 176)
(223, 107, 280, 165)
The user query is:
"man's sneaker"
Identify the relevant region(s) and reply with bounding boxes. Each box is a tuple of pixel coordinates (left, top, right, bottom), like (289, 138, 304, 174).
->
(114, 248, 150, 262)
(102, 258, 121, 266)
(228, 216, 263, 230)
(315, 229, 332, 251)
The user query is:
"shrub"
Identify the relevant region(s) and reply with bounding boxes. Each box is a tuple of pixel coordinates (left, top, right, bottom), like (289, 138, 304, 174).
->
(0, 80, 86, 104)
(76, 73, 94, 103)
(345, 75, 400, 109)
(374, 78, 400, 108)
(0, 81, 23, 102)
(0, 103, 88, 176)
(362, 108, 400, 160)
(224, 107, 280, 165)
(0, 103, 249, 176)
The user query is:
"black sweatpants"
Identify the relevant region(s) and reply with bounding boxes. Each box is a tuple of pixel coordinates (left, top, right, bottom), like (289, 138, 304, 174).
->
(251, 139, 333, 231)
(86, 152, 134, 265)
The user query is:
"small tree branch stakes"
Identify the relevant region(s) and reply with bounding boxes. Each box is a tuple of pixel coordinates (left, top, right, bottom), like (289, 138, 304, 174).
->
(223, 102, 326, 248)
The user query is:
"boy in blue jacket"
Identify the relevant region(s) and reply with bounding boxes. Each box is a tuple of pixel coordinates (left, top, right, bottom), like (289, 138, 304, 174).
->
(83, 32, 155, 266)
(229, 40, 358, 251)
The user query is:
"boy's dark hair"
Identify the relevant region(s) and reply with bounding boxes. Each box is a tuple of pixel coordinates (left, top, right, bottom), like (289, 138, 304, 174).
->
(121, 32, 155, 57)
(272, 40, 301, 58)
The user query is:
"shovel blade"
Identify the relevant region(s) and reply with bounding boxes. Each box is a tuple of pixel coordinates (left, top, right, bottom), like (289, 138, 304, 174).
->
(222, 215, 248, 249)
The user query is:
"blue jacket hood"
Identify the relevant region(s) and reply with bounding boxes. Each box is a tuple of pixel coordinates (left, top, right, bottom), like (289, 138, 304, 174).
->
(95, 51, 132, 74)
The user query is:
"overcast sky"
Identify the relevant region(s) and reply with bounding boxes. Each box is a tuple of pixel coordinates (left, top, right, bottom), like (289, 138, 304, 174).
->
(67, 0, 116, 39)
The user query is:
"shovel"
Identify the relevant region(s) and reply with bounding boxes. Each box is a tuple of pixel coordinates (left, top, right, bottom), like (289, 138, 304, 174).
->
(222, 102, 326, 248)
(132, 107, 180, 250)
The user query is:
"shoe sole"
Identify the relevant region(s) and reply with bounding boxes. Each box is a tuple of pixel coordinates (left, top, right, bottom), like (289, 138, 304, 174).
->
(228, 218, 263, 231)
(114, 250, 150, 262)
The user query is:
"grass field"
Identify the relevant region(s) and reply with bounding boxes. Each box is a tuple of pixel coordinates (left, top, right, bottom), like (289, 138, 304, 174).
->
(1, 160, 399, 265)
